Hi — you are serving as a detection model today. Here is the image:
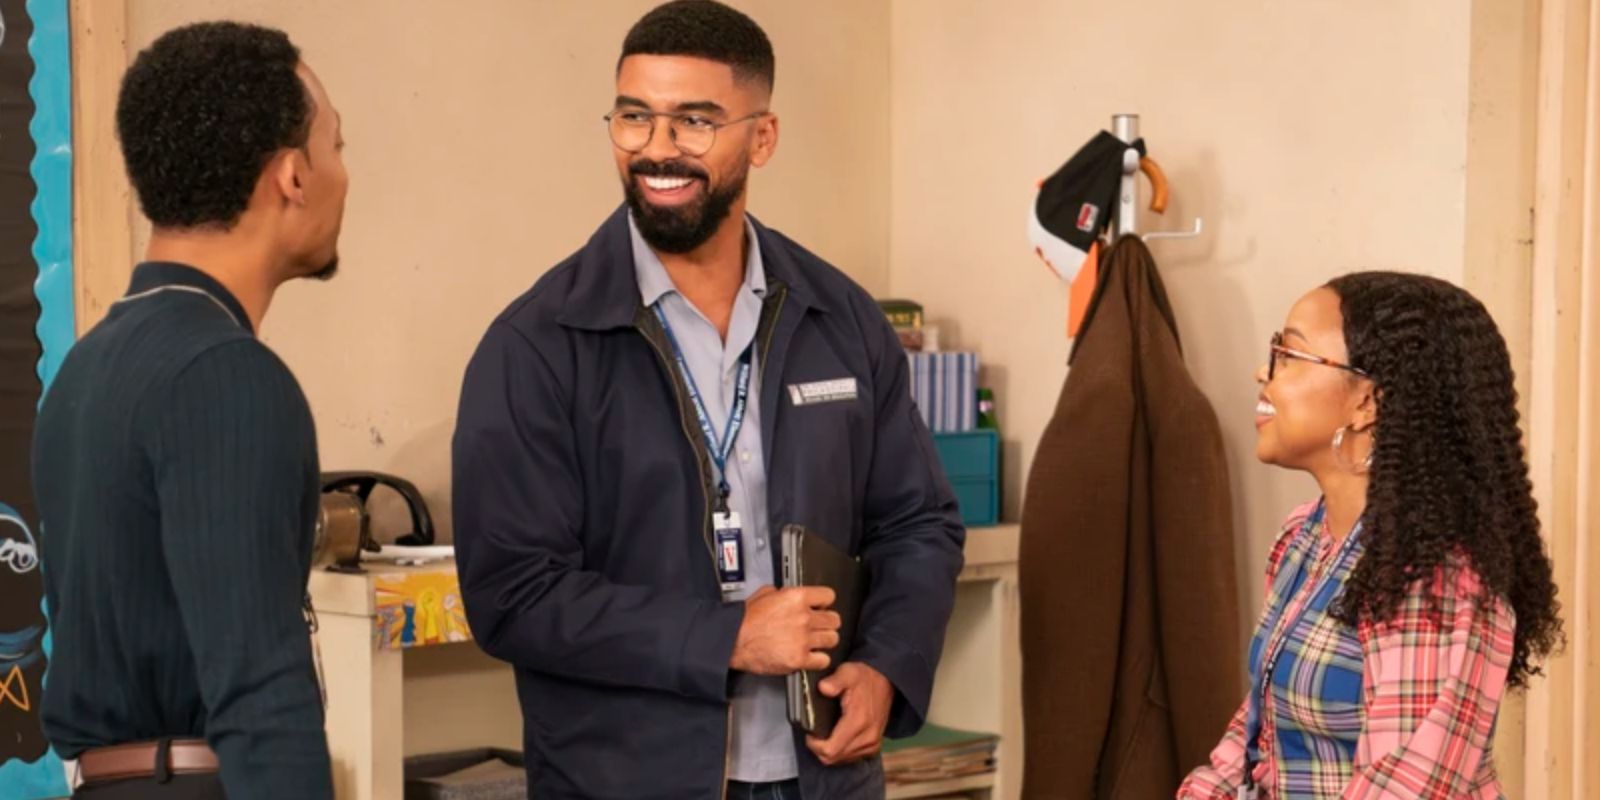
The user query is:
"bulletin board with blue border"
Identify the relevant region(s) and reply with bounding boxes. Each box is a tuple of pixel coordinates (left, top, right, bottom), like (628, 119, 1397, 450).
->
(0, 0, 73, 796)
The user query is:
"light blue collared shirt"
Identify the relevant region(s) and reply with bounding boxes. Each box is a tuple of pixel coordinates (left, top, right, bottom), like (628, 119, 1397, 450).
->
(630, 215, 795, 782)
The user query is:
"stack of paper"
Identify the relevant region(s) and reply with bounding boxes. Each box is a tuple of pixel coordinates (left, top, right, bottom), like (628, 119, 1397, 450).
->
(414, 757, 525, 798)
(882, 724, 998, 786)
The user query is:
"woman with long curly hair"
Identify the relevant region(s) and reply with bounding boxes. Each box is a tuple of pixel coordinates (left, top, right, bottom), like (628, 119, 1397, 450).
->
(1178, 272, 1562, 799)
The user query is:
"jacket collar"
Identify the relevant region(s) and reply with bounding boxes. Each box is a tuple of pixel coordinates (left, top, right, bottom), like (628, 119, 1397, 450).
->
(556, 204, 827, 331)
(125, 261, 254, 335)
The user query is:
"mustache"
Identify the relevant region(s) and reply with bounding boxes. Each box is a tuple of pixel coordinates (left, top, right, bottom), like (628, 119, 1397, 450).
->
(629, 159, 708, 181)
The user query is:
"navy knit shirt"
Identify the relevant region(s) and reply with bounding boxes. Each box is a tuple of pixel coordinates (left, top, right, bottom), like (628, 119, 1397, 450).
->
(32, 262, 330, 798)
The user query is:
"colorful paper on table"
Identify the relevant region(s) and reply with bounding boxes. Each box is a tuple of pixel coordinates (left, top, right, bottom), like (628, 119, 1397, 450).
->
(374, 571, 472, 649)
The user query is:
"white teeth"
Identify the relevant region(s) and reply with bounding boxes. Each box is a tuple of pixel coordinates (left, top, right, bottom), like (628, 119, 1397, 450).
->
(643, 176, 693, 191)
(1256, 401, 1277, 417)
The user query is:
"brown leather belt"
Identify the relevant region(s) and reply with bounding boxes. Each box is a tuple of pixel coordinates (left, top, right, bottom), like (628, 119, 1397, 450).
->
(78, 739, 219, 785)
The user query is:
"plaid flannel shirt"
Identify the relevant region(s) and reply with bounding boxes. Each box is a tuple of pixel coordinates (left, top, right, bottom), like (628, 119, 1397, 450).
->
(1178, 501, 1514, 799)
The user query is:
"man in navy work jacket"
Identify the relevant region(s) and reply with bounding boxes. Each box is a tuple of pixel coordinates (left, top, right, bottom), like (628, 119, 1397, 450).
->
(452, 2, 965, 798)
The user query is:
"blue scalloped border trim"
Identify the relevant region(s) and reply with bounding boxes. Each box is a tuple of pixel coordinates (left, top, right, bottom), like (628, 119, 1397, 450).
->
(2, 0, 73, 796)
(29, 0, 72, 391)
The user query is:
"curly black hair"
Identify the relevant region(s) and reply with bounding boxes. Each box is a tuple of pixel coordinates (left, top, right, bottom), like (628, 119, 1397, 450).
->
(117, 21, 310, 230)
(1327, 271, 1561, 687)
(620, 0, 775, 91)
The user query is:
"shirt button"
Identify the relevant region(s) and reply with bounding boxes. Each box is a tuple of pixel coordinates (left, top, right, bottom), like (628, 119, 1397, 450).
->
(741, 451, 751, 463)
(757, 538, 767, 550)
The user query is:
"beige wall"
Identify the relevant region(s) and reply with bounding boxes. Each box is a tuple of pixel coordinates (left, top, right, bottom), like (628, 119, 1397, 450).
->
(886, 2, 1557, 786)
(887, 0, 1474, 620)
(83, 0, 1567, 789)
(119, 0, 891, 538)
(109, 0, 1495, 616)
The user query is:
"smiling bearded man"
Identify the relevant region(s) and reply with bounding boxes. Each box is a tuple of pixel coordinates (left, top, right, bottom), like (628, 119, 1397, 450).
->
(450, 2, 967, 799)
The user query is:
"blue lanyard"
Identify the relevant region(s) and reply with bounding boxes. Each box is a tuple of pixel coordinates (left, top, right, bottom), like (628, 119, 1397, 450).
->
(1241, 502, 1363, 792)
(653, 305, 752, 510)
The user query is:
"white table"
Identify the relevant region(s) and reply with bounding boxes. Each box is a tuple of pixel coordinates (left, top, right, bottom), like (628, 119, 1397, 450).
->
(310, 524, 1021, 800)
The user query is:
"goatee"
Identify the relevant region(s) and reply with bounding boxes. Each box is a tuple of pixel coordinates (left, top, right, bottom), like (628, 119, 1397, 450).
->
(308, 257, 339, 281)
(624, 159, 746, 254)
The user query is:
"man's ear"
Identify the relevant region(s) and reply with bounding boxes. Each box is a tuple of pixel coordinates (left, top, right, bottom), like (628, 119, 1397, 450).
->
(749, 113, 779, 169)
(270, 150, 305, 207)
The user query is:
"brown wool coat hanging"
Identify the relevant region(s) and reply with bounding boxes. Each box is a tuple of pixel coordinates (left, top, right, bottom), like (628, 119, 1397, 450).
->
(1019, 235, 1243, 799)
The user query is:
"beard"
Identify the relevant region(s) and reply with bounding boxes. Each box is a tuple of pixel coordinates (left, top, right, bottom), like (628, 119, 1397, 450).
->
(623, 157, 747, 254)
(307, 256, 339, 281)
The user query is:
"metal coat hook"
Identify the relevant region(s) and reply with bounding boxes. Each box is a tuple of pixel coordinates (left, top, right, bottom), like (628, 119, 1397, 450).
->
(1109, 113, 1207, 244)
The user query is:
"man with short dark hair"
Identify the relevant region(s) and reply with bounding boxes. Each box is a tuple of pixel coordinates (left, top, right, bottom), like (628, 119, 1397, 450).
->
(453, 2, 966, 798)
(32, 21, 345, 800)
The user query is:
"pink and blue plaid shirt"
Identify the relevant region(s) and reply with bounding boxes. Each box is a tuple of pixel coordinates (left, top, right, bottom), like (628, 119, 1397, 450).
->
(1179, 501, 1514, 799)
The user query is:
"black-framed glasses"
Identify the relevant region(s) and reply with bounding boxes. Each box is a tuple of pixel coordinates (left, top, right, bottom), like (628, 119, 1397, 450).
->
(603, 108, 767, 157)
(1269, 332, 1370, 381)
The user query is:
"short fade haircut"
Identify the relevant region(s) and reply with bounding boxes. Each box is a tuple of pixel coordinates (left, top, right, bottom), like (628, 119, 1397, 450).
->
(117, 21, 311, 230)
(619, 0, 775, 93)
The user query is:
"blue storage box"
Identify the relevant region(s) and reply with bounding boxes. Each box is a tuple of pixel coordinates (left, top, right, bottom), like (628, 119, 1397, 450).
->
(931, 429, 1000, 527)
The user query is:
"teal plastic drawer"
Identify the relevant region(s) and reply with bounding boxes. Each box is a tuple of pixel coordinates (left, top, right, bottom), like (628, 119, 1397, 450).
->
(948, 477, 999, 527)
(932, 430, 999, 527)
(932, 429, 999, 478)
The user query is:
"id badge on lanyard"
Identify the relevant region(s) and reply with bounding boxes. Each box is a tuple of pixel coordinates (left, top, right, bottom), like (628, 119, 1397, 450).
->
(654, 305, 755, 599)
(715, 510, 745, 595)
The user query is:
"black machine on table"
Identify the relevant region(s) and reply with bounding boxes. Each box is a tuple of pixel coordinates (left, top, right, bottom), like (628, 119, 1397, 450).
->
(314, 471, 436, 573)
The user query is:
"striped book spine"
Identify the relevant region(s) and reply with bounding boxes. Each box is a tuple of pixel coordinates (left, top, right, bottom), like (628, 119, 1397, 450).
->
(906, 352, 979, 432)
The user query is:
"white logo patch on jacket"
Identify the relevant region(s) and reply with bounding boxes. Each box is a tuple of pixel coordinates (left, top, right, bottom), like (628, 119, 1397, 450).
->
(788, 378, 858, 407)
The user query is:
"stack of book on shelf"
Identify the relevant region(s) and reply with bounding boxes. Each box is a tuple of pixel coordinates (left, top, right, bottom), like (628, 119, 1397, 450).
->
(882, 724, 999, 786)
(877, 298, 982, 434)
(875, 297, 1002, 528)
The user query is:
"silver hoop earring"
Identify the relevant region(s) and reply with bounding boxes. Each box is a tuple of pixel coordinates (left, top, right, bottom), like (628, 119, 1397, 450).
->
(1332, 425, 1374, 473)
